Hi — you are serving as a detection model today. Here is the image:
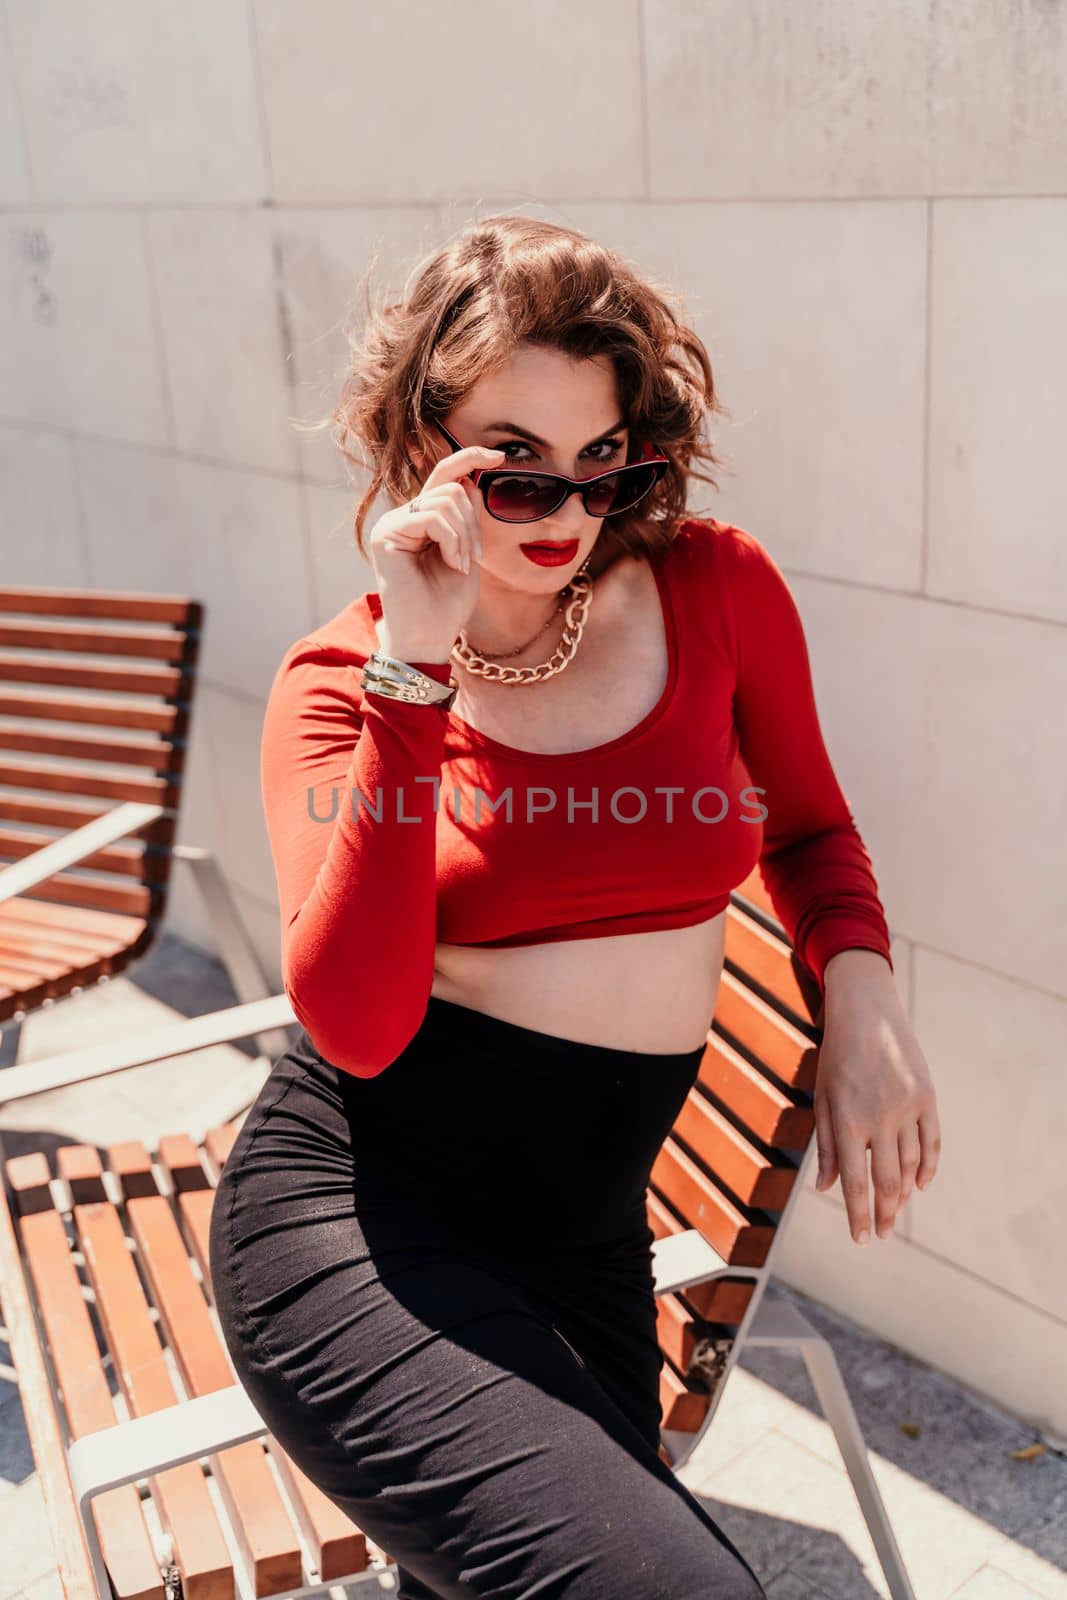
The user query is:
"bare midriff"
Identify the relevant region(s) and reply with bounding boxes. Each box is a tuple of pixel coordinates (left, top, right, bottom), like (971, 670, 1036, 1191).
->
(426, 550, 724, 1054)
(431, 913, 725, 1054)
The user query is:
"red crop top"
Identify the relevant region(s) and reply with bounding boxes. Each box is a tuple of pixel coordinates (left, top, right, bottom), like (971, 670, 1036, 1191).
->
(261, 517, 893, 1077)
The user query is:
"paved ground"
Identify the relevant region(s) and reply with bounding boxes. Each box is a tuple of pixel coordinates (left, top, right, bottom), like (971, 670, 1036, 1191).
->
(1, 931, 1065, 1600)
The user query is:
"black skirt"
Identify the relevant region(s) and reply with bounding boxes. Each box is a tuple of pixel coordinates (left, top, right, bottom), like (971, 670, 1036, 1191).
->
(208, 995, 765, 1600)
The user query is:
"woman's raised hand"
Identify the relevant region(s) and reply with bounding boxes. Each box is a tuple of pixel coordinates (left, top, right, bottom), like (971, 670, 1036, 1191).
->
(368, 444, 506, 662)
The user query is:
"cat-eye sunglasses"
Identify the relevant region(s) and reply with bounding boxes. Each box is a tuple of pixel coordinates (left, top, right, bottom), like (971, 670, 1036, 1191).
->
(431, 419, 670, 525)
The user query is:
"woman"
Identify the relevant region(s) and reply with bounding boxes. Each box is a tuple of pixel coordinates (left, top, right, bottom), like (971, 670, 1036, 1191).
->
(209, 214, 940, 1599)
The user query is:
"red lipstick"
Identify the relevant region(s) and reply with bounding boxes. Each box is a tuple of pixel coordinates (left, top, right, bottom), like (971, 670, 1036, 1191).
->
(519, 538, 580, 568)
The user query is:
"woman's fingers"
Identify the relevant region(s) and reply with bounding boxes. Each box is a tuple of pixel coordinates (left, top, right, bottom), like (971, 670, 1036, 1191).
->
(420, 443, 502, 571)
(898, 1122, 921, 1207)
(813, 1088, 839, 1191)
(832, 1105, 873, 1245)
(394, 485, 481, 575)
(870, 1128, 903, 1239)
(422, 443, 505, 493)
(916, 1103, 942, 1189)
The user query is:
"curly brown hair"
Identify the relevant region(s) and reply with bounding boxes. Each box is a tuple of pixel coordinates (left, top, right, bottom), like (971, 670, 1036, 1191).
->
(323, 212, 732, 577)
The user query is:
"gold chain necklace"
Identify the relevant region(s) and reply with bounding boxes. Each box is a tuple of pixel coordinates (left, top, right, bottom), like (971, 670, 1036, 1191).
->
(451, 569, 594, 685)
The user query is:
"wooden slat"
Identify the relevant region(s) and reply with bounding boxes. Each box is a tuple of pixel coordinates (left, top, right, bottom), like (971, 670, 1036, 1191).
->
(671, 1086, 798, 1209)
(0, 903, 152, 1022)
(0, 943, 87, 986)
(107, 1143, 307, 1597)
(0, 929, 109, 983)
(0, 757, 175, 806)
(0, 894, 150, 941)
(657, 1293, 704, 1374)
(0, 619, 195, 662)
(0, 722, 180, 772)
(724, 904, 811, 1017)
(0, 795, 177, 846)
(71, 1167, 236, 1599)
(645, 1192, 756, 1322)
(698, 1033, 814, 1151)
(0, 654, 189, 697)
(650, 1138, 774, 1267)
(0, 588, 202, 625)
(659, 1356, 711, 1433)
(0, 689, 182, 733)
(712, 971, 818, 1091)
(0, 965, 49, 1010)
(188, 1130, 375, 1583)
(179, 1189, 371, 1582)
(0, 828, 168, 883)
(14, 872, 155, 917)
(8, 1155, 166, 1600)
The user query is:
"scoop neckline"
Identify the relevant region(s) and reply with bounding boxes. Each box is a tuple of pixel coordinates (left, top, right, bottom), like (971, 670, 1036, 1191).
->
(443, 548, 679, 765)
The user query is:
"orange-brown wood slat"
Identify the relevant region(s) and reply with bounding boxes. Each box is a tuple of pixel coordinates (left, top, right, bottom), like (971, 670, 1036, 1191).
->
(0, 895, 151, 942)
(0, 966, 49, 1009)
(176, 1184, 371, 1584)
(15, 874, 155, 918)
(0, 588, 202, 624)
(0, 796, 177, 850)
(7, 1154, 167, 1600)
(0, 758, 175, 806)
(698, 1034, 814, 1151)
(712, 972, 818, 1091)
(0, 690, 182, 733)
(0, 828, 165, 883)
(647, 1194, 759, 1322)
(156, 1133, 210, 1195)
(127, 1135, 374, 1589)
(177, 1136, 374, 1583)
(0, 919, 117, 971)
(0, 619, 195, 662)
(56, 1146, 109, 1204)
(651, 1138, 774, 1268)
(685, 1277, 755, 1324)
(659, 1357, 711, 1433)
(67, 1153, 235, 1600)
(724, 905, 812, 1018)
(0, 653, 189, 697)
(656, 1293, 703, 1374)
(0, 944, 82, 987)
(104, 1145, 308, 1598)
(671, 1086, 798, 1210)
(0, 723, 179, 772)
(0, 1158, 101, 1600)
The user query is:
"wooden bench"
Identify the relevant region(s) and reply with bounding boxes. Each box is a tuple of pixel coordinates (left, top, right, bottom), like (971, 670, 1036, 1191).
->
(0, 585, 290, 1071)
(0, 872, 917, 1600)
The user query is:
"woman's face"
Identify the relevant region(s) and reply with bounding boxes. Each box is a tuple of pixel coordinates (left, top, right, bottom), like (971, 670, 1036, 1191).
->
(432, 343, 628, 593)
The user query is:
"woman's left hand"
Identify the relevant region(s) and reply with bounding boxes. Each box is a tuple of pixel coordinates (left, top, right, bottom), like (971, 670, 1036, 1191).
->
(813, 950, 941, 1246)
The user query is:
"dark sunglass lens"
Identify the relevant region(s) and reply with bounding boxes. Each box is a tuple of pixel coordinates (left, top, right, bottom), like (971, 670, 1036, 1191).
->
(584, 465, 658, 517)
(485, 474, 564, 522)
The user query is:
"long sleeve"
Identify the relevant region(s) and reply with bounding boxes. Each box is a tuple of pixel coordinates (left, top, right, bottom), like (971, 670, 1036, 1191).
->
(259, 635, 454, 1077)
(722, 527, 893, 995)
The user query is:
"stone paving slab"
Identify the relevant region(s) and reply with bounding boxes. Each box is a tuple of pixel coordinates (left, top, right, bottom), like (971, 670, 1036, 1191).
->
(1, 932, 1065, 1600)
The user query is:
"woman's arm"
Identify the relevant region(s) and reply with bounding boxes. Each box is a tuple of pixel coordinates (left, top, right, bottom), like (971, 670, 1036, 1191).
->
(723, 524, 894, 992)
(259, 635, 453, 1078)
(723, 526, 940, 1243)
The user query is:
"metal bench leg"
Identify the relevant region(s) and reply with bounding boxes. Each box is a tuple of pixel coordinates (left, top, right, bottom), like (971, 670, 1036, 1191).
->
(174, 845, 293, 1068)
(746, 1296, 916, 1600)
